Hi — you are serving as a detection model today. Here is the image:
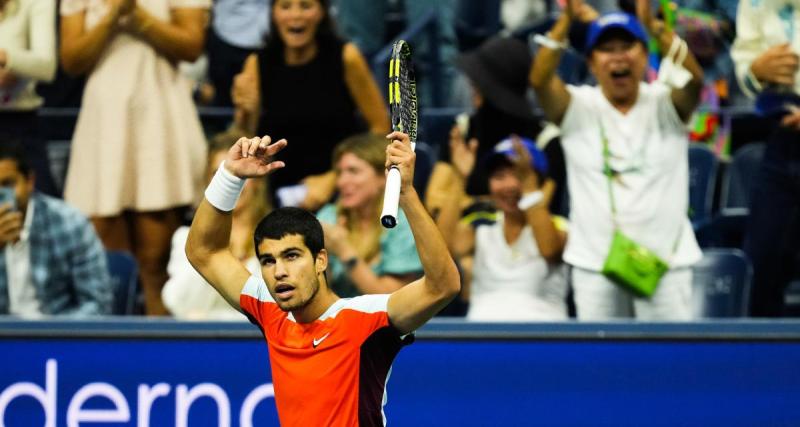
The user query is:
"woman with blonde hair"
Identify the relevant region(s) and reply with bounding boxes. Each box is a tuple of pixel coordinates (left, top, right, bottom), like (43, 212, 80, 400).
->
(317, 133, 422, 298)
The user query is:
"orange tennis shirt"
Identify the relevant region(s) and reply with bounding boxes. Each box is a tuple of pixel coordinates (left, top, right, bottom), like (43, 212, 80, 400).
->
(240, 276, 413, 426)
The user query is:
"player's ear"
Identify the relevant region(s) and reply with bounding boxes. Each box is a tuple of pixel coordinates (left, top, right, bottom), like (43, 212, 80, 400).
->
(315, 248, 328, 275)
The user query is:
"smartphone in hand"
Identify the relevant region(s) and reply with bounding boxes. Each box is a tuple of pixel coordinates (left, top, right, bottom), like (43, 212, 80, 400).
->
(0, 187, 17, 211)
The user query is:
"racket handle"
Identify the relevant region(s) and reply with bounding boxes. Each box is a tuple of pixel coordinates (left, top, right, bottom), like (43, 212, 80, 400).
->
(380, 166, 402, 228)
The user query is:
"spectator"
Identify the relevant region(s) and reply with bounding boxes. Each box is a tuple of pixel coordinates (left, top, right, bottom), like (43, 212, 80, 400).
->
(530, 0, 704, 320)
(162, 131, 269, 320)
(0, 140, 111, 317)
(206, 0, 269, 107)
(232, 0, 389, 209)
(0, 0, 59, 196)
(731, 0, 800, 317)
(438, 137, 569, 321)
(60, 0, 210, 315)
(331, 0, 458, 107)
(317, 133, 422, 298)
(426, 37, 551, 216)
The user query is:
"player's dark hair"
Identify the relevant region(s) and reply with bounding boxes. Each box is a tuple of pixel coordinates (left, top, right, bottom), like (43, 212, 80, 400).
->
(0, 139, 32, 177)
(254, 207, 325, 258)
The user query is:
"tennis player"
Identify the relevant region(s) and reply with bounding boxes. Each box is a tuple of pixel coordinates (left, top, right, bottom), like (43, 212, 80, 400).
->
(186, 131, 460, 426)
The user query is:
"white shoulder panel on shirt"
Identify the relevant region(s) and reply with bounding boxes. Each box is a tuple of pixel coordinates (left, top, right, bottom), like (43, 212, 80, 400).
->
(241, 275, 271, 302)
(318, 294, 390, 321)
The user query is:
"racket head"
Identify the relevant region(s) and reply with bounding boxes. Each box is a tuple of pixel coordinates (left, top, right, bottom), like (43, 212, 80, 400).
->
(388, 40, 418, 143)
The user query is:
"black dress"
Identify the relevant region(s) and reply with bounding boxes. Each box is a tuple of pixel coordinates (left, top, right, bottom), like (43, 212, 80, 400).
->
(257, 36, 365, 200)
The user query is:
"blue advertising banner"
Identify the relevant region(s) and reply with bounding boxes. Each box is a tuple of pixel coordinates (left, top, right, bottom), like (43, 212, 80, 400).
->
(2, 321, 800, 426)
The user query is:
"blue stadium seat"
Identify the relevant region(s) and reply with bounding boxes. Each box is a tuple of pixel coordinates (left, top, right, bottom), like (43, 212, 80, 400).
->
(688, 144, 718, 227)
(692, 248, 752, 318)
(694, 210, 748, 249)
(720, 142, 765, 213)
(695, 143, 766, 249)
(106, 250, 140, 315)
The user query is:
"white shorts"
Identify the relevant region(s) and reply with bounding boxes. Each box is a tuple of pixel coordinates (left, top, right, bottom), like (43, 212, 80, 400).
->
(571, 267, 694, 320)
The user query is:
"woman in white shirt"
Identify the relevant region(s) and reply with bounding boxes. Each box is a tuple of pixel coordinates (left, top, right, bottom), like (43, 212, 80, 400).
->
(438, 137, 568, 321)
(530, 0, 704, 319)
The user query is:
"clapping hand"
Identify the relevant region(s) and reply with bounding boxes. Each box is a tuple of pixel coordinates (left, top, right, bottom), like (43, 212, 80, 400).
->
(320, 216, 355, 260)
(449, 125, 478, 180)
(751, 44, 800, 87)
(0, 204, 21, 248)
(108, 0, 135, 19)
(781, 105, 800, 130)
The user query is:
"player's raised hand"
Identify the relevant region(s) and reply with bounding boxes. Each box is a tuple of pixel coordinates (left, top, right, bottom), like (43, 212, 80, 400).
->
(224, 136, 287, 179)
(385, 131, 416, 194)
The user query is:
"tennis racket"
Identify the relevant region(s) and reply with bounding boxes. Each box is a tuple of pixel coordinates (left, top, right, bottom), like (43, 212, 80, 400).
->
(380, 40, 418, 229)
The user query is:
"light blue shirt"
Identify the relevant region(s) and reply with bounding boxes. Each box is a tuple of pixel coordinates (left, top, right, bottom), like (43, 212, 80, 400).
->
(317, 203, 423, 298)
(212, 0, 270, 49)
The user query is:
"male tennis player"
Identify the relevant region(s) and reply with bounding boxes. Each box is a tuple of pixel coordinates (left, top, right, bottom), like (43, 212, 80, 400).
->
(186, 131, 460, 426)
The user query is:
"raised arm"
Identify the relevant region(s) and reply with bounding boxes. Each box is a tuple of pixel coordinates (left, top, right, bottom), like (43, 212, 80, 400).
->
(529, 11, 573, 125)
(123, 6, 209, 63)
(60, 0, 131, 76)
(430, 125, 478, 256)
(186, 136, 286, 310)
(385, 131, 460, 334)
(343, 43, 390, 134)
(636, 0, 703, 121)
(232, 54, 261, 135)
(509, 139, 566, 263)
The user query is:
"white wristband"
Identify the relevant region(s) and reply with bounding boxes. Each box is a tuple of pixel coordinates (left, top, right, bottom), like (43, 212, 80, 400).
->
(205, 161, 245, 212)
(518, 190, 544, 211)
(533, 34, 568, 51)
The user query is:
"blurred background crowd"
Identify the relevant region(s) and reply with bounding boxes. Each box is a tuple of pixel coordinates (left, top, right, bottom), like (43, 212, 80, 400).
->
(0, 0, 797, 321)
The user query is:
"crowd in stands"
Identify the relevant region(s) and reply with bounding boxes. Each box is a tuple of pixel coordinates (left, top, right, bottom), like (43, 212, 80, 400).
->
(0, 0, 798, 320)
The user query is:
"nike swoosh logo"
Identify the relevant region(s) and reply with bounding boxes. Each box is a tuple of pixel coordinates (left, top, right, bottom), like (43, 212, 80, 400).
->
(312, 333, 331, 348)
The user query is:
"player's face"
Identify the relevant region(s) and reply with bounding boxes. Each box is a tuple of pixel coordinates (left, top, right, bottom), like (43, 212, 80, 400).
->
(488, 167, 522, 213)
(335, 153, 385, 210)
(273, 0, 324, 50)
(257, 234, 326, 312)
(589, 34, 647, 107)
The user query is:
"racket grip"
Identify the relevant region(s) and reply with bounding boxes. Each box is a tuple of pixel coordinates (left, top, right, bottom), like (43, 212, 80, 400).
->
(380, 166, 402, 228)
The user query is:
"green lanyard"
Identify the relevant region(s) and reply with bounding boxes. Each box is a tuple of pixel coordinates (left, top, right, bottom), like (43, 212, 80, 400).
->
(600, 122, 683, 255)
(600, 123, 618, 223)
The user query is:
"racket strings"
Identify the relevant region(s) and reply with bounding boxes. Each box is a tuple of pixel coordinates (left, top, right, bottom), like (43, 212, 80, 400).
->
(396, 63, 418, 142)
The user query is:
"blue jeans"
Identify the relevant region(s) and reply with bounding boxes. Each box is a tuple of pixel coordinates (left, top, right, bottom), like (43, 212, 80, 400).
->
(744, 122, 800, 317)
